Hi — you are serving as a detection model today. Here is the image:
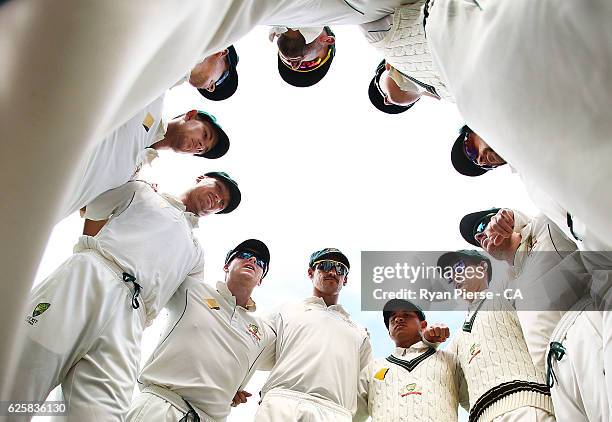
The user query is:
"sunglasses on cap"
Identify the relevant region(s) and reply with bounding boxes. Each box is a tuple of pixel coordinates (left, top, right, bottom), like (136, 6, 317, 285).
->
(279, 45, 334, 72)
(312, 260, 349, 276)
(231, 251, 267, 272)
(463, 131, 496, 170)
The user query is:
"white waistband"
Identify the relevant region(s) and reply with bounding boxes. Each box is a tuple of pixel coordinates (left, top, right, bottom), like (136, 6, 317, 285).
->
(142, 384, 216, 422)
(74, 249, 147, 324)
(262, 388, 351, 417)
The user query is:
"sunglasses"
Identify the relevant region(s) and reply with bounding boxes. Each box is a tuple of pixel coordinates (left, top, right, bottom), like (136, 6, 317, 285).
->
(463, 131, 495, 170)
(279, 45, 334, 72)
(312, 260, 349, 276)
(233, 251, 267, 272)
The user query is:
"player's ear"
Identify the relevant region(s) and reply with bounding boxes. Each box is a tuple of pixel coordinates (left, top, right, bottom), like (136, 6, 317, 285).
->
(223, 263, 230, 273)
(343, 274, 348, 286)
(420, 320, 428, 331)
(307, 267, 314, 279)
(185, 109, 198, 120)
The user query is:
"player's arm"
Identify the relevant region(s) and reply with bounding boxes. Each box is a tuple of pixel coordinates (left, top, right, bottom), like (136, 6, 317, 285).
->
(353, 363, 372, 422)
(422, 323, 451, 347)
(359, 329, 374, 370)
(82, 181, 141, 235)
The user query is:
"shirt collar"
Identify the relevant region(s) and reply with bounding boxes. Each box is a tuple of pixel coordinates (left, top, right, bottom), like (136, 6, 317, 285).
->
(216, 281, 257, 312)
(160, 193, 199, 229)
(153, 119, 167, 144)
(303, 296, 350, 318)
(393, 341, 429, 357)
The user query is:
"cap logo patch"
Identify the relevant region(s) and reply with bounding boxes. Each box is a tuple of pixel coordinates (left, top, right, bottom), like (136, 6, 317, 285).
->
(400, 383, 422, 397)
(373, 367, 389, 381)
(205, 298, 220, 310)
(142, 112, 155, 132)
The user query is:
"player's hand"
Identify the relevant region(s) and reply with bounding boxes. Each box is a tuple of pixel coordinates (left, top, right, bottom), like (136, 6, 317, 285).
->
(488, 209, 514, 246)
(231, 390, 252, 407)
(423, 323, 450, 343)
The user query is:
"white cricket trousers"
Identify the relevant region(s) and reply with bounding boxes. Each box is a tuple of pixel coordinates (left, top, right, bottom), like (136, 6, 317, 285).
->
(8, 250, 146, 421)
(546, 297, 609, 422)
(254, 389, 352, 422)
(127, 385, 215, 422)
(491, 406, 555, 422)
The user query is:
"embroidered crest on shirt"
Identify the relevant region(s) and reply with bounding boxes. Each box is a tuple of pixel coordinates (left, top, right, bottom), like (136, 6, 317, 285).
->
(469, 343, 481, 364)
(247, 323, 261, 344)
(26, 302, 51, 325)
(142, 112, 155, 132)
(205, 298, 220, 310)
(400, 383, 422, 397)
(373, 367, 389, 381)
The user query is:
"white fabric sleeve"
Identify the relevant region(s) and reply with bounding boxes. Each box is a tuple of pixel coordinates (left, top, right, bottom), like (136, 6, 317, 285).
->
(253, 310, 282, 371)
(512, 208, 532, 232)
(359, 332, 374, 371)
(353, 363, 372, 422)
(359, 15, 393, 43)
(83, 181, 141, 221)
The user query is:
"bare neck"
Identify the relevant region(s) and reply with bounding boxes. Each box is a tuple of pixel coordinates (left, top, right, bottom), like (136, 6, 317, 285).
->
(227, 278, 255, 308)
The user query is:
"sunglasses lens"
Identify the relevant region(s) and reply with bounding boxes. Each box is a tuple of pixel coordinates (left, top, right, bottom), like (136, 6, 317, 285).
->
(315, 261, 348, 275)
(463, 135, 478, 162)
(453, 259, 465, 271)
(236, 251, 266, 271)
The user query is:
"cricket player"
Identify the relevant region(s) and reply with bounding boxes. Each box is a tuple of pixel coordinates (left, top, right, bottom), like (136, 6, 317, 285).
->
(269, 26, 336, 87)
(9, 172, 241, 421)
(424, 0, 612, 248)
(437, 250, 555, 421)
(1, 0, 417, 390)
(128, 239, 275, 422)
(354, 299, 459, 422)
(63, 106, 230, 220)
(546, 295, 608, 422)
(459, 208, 584, 372)
(251, 248, 371, 422)
(360, 0, 453, 114)
(181, 46, 240, 101)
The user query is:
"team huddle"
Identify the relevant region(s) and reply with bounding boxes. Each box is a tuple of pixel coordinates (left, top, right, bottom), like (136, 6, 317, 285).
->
(5, 0, 612, 421)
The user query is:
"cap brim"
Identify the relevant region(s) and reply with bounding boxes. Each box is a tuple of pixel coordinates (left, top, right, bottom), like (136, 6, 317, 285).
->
(451, 135, 488, 177)
(383, 299, 426, 329)
(277, 52, 333, 88)
(218, 179, 241, 214)
(368, 76, 414, 115)
(459, 208, 501, 247)
(196, 124, 230, 159)
(232, 239, 270, 265)
(313, 251, 350, 270)
(198, 69, 238, 101)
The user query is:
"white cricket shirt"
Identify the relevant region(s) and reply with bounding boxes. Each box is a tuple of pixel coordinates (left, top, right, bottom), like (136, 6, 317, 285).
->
(260, 297, 372, 414)
(356, 342, 460, 422)
(138, 279, 274, 421)
(62, 95, 165, 219)
(78, 181, 204, 322)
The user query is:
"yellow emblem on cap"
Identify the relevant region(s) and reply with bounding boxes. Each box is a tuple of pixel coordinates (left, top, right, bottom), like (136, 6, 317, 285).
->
(205, 298, 220, 310)
(374, 367, 389, 381)
(142, 112, 155, 132)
